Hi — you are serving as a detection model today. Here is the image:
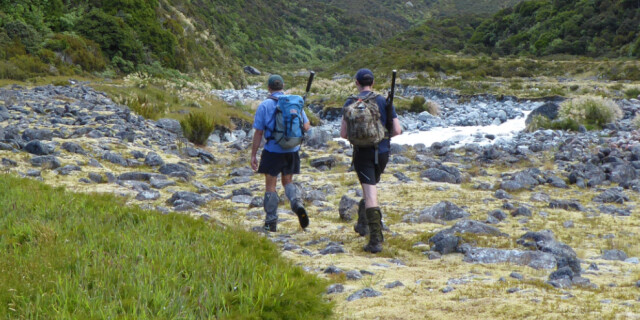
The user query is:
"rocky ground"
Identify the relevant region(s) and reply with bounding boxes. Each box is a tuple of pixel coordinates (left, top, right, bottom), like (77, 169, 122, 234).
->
(2, 83, 640, 319)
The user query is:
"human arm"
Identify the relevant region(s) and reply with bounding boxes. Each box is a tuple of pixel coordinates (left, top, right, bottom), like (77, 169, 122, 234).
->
(340, 117, 347, 139)
(391, 118, 402, 137)
(251, 129, 264, 171)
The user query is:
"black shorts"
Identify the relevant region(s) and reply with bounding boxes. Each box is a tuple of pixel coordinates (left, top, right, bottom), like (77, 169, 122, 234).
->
(258, 149, 301, 177)
(353, 147, 389, 185)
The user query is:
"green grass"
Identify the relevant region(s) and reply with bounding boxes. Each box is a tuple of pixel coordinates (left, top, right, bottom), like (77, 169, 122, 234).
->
(0, 174, 333, 319)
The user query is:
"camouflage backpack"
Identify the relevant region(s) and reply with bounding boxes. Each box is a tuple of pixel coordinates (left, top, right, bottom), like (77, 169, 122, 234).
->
(343, 92, 387, 147)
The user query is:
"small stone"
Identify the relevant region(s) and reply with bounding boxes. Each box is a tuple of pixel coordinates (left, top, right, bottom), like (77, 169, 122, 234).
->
(346, 288, 382, 301)
(441, 286, 454, 293)
(510, 272, 524, 280)
(326, 284, 344, 294)
(323, 265, 343, 274)
(346, 270, 363, 280)
(385, 281, 404, 289)
(136, 190, 161, 201)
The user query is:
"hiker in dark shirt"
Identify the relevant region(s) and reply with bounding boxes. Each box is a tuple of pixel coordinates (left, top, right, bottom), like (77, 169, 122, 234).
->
(251, 75, 311, 232)
(340, 68, 402, 253)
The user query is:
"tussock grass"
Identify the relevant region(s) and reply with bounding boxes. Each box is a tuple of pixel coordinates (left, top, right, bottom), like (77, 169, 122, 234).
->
(181, 112, 215, 145)
(0, 174, 333, 319)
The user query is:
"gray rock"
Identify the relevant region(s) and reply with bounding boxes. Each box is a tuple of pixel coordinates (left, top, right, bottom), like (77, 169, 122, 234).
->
(346, 270, 363, 280)
(230, 167, 254, 177)
(494, 189, 512, 199)
(510, 272, 523, 280)
(421, 166, 461, 184)
(61, 142, 86, 154)
(305, 128, 332, 148)
(249, 196, 263, 208)
(102, 152, 128, 166)
(488, 210, 507, 222)
(224, 177, 251, 185)
(547, 176, 568, 188)
(144, 152, 164, 167)
(159, 163, 195, 177)
(429, 233, 460, 254)
(24, 140, 53, 155)
(347, 288, 382, 301)
(593, 187, 629, 204)
(136, 190, 161, 201)
(408, 201, 470, 223)
(88, 172, 104, 183)
(156, 118, 182, 134)
(310, 156, 336, 169)
(602, 249, 627, 261)
(2, 158, 17, 167)
(55, 165, 81, 175)
(31, 155, 61, 169)
(167, 191, 206, 207)
(323, 265, 343, 274)
(243, 66, 261, 75)
(384, 281, 404, 289)
(150, 177, 175, 189)
(319, 243, 345, 255)
(511, 207, 532, 217)
(118, 172, 165, 182)
(232, 195, 253, 204)
(326, 284, 344, 294)
(26, 169, 41, 177)
(549, 200, 585, 211)
(517, 230, 580, 274)
(525, 102, 559, 125)
(441, 286, 454, 293)
(463, 247, 557, 269)
(22, 128, 52, 141)
(563, 220, 574, 228)
(338, 195, 358, 221)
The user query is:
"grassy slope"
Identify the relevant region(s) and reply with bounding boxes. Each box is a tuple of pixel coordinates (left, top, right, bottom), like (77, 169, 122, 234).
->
(0, 174, 332, 319)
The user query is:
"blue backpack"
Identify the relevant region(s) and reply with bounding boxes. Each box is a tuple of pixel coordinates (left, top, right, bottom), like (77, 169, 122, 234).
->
(268, 95, 305, 149)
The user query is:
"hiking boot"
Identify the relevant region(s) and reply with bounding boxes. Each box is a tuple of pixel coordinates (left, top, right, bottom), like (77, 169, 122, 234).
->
(354, 199, 369, 236)
(292, 200, 309, 229)
(263, 221, 277, 232)
(363, 207, 383, 253)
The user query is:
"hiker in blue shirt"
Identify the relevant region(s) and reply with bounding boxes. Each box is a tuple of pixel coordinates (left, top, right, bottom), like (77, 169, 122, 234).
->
(341, 68, 402, 253)
(251, 75, 311, 232)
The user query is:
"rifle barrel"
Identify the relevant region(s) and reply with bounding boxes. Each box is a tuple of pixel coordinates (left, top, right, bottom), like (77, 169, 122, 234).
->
(304, 71, 315, 100)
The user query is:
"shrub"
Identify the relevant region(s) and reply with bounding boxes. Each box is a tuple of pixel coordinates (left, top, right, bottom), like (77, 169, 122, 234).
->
(117, 94, 166, 120)
(526, 114, 580, 132)
(409, 95, 426, 113)
(4, 20, 41, 53)
(426, 100, 441, 116)
(558, 96, 623, 129)
(181, 112, 215, 145)
(624, 88, 640, 99)
(45, 34, 107, 72)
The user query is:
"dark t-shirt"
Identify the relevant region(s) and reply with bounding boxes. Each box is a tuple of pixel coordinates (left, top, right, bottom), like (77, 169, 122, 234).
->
(343, 91, 398, 154)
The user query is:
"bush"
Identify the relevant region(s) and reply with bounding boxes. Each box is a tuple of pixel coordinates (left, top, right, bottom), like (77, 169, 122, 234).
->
(526, 114, 580, 132)
(624, 88, 640, 99)
(409, 95, 426, 113)
(426, 100, 441, 116)
(181, 112, 215, 145)
(117, 94, 165, 120)
(4, 20, 41, 53)
(45, 34, 107, 72)
(558, 96, 623, 129)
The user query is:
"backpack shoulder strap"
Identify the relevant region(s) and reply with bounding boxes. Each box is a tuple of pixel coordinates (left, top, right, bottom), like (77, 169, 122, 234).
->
(267, 95, 279, 101)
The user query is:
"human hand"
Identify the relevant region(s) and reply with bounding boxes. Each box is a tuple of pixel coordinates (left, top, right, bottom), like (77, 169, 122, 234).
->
(251, 155, 258, 171)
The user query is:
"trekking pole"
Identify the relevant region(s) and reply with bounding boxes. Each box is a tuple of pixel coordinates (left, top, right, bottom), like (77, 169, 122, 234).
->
(386, 70, 397, 137)
(303, 71, 315, 101)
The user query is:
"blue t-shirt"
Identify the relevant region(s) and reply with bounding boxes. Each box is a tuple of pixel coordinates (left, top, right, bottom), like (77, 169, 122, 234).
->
(343, 91, 398, 154)
(253, 91, 309, 153)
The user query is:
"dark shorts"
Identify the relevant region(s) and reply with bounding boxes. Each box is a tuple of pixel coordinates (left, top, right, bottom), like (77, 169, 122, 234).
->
(258, 149, 301, 177)
(353, 147, 389, 185)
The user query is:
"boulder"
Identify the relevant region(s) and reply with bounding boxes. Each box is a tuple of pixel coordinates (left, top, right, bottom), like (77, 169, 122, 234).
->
(525, 102, 560, 125)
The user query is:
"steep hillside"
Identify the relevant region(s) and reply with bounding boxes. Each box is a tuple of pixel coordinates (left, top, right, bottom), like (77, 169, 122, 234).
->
(0, 0, 527, 84)
(335, 0, 640, 78)
(469, 0, 640, 57)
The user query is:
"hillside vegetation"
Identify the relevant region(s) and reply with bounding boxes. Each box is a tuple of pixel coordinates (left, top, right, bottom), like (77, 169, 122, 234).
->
(335, 0, 640, 81)
(0, 0, 529, 84)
